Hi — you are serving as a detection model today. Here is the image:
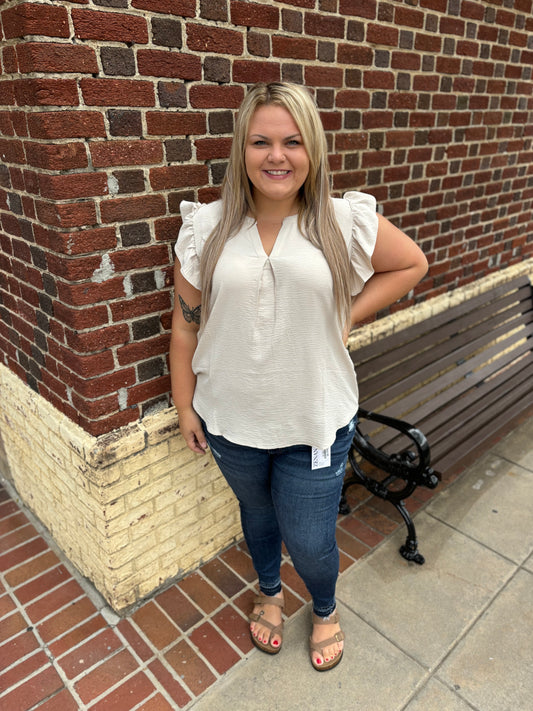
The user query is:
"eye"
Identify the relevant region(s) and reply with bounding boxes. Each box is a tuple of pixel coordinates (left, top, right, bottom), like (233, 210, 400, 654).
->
(286, 139, 302, 147)
(252, 139, 268, 146)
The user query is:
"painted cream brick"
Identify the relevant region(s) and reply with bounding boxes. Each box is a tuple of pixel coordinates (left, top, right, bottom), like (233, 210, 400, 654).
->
(106, 575, 138, 607)
(134, 561, 166, 595)
(102, 440, 170, 481)
(173, 495, 205, 522)
(92, 504, 126, 536)
(86, 425, 146, 471)
(153, 530, 179, 557)
(129, 511, 161, 544)
(91, 467, 142, 505)
(98, 476, 150, 509)
(46, 440, 75, 471)
(172, 465, 210, 500)
(59, 420, 92, 461)
(99, 502, 155, 537)
(131, 539, 167, 572)
(160, 536, 205, 572)
(214, 503, 240, 528)
(84, 461, 124, 488)
(199, 528, 238, 559)
(136, 569, 170, 601)
(111, 577, 145, 609)
(103, 527, 131, 554)
(156, 507, 203, 544)
(199, 488, 236, 516)
(129, 456, 176, 486)
(168, 435, 199, 463)
(103, 542, 138, 572)
(17, 420, 44, 452)
(196, 463, 225, 489)
(124, 476, 173, 511)
(155, 485, 185, 512)
(204, 505, 237, 531)
(37, 414, 62, 441)
(100, 498, 127, 523)
(142, 408, 180, 445)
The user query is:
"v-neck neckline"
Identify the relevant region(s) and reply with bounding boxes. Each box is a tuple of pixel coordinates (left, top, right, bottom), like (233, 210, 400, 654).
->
(248, 214, 297, 258)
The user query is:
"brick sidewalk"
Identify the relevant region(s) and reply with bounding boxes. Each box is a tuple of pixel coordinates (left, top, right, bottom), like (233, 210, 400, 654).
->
(0, 469, 446, 710)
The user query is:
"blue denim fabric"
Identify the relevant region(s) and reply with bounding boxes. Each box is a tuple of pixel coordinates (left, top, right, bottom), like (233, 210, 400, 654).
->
(202, 416, 356, 617)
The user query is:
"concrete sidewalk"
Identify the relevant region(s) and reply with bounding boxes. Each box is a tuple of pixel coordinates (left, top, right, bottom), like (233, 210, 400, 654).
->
(189, 417, 533, 711)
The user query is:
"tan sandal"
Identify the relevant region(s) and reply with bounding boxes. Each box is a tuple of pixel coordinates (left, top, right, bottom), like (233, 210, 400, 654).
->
(309, 610, 345, 671)
(249, 594, 284, 655)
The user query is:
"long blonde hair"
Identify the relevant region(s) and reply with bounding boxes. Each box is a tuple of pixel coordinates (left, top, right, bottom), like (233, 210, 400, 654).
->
(200, 82, 352, 327)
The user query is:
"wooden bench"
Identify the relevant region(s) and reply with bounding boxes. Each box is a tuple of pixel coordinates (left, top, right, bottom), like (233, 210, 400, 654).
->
(340, 274, 533, 562)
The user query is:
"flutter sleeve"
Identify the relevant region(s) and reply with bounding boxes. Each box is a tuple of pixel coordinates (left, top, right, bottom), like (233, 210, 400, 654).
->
(174, 201, 202, 290)
(343, 191, 379, 295)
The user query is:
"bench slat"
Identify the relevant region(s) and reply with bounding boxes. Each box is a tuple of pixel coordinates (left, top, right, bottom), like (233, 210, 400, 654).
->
(358, 304, 532, 400)
(361, 318, 533, 413)
(363, 353, 533, 452)
(431, 377, 533, 472)
(352, 275, 531, 369)
(354, 281, 532, 385)
(426, 363, 533, 457)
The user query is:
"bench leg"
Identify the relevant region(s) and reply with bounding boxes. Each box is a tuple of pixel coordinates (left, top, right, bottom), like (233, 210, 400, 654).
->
(395, 501, 425, 565)
(340, 476, 426, 565)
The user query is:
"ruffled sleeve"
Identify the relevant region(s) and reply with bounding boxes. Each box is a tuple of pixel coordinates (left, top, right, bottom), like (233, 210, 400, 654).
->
(343, 191, 379, 295)
(174, 201, 203, 290)
(174, 200, 223, 290)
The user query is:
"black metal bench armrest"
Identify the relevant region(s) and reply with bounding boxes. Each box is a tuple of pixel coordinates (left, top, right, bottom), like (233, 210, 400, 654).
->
(355, 407, 437, 487)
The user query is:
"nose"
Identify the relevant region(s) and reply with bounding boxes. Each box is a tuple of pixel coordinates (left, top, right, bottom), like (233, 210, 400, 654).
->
(268, 144, 285, 162)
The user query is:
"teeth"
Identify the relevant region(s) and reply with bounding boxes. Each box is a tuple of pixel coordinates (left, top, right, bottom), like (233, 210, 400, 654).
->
(266, 170, 289, 175)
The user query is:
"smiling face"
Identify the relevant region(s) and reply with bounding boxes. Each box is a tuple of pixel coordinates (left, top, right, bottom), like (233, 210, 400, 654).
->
(244, 104, 310, 214)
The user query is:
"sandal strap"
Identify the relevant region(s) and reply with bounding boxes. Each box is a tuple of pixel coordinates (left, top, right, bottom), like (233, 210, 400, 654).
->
(309, 630, 345, 655)
(253, 595, 284, 609)
(249, 595, 284, 635)
(249, 613, 283, 636)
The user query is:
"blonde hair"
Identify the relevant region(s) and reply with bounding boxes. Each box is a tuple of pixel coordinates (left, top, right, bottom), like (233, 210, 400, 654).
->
(200, 82, 351, 327)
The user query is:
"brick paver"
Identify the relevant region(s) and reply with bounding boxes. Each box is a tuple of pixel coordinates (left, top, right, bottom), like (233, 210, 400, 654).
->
(154, 586, 204, 632)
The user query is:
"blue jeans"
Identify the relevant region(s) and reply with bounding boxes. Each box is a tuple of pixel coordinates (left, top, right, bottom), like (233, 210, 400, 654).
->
(202, 416, 356, 617)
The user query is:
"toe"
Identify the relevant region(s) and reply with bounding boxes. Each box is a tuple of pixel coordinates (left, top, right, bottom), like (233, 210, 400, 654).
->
(313, 640, 343, 666)
(256, 623, 270, 645)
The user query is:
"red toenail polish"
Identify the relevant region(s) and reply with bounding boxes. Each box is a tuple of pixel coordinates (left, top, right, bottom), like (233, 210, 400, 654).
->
(273, 640, 279, 646)
(317, 659, 322, 665)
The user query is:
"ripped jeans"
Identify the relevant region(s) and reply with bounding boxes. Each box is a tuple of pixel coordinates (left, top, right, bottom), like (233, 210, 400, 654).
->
(202, 415, 357, 617)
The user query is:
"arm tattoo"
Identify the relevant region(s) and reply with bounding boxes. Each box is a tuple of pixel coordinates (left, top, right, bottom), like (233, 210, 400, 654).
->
(179, 294, 201, 325)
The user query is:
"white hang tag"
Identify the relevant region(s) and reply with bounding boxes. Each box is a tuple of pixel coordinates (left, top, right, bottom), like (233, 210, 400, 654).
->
(311, 447, 331, 470)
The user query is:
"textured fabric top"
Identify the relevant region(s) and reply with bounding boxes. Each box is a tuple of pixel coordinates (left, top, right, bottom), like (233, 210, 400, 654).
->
(175, 191, 378, 449)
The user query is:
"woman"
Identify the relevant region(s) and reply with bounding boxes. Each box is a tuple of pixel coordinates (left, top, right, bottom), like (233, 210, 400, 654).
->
(170, 82, 428, 671)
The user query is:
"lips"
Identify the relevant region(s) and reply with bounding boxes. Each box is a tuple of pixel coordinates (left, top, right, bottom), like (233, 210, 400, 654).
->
(264, 170, 291, 177)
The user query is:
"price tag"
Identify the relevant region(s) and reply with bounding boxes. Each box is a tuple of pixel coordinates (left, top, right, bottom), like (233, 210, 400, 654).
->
(311, 447, 331, 470)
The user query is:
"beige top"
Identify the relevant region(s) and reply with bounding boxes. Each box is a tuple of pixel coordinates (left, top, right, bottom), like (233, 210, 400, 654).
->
(175, 191, 378, 449)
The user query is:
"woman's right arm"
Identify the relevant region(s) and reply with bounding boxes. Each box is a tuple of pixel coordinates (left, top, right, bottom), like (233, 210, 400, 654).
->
(169, 259, 207, 454)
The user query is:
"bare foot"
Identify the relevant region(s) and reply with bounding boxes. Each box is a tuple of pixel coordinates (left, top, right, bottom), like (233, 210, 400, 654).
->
(311, 610, 344, 667)
(250, 592, 284, 649)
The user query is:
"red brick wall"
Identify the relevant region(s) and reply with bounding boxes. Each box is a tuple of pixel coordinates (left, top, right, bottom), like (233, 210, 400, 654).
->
(0, 0, 532, 436)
